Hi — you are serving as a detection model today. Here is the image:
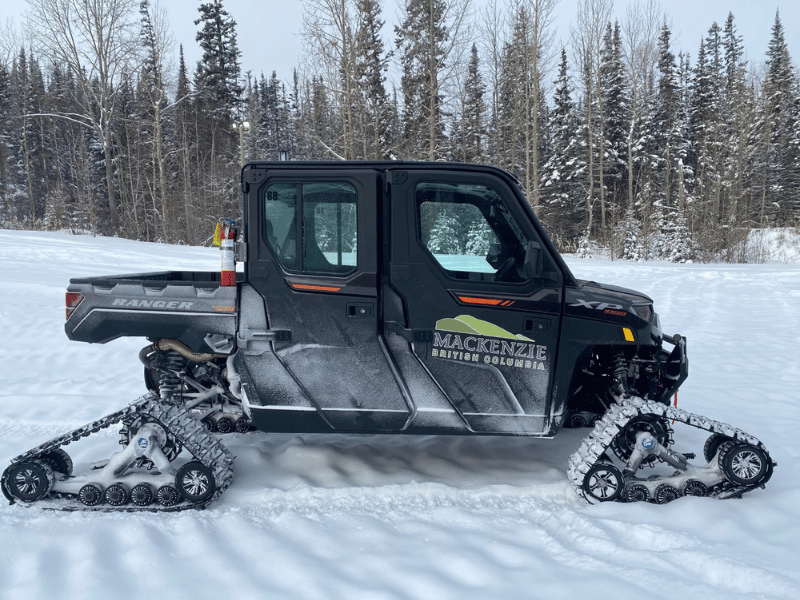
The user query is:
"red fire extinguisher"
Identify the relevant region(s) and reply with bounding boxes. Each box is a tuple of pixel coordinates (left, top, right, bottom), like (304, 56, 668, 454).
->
(220, 220, 237, 287)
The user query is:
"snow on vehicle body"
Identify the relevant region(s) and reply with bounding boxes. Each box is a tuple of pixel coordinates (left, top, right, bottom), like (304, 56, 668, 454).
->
(1, 161, 774, 510)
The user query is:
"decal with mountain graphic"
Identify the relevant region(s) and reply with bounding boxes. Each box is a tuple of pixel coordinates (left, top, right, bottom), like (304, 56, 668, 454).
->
(431, 315, 547, 371)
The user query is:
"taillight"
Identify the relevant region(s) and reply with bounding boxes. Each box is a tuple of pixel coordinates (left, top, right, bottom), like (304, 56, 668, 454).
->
(66, 292, 84, 320)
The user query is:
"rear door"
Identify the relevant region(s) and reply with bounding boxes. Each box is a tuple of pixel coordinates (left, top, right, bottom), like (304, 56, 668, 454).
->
(247, 168, 412, 431)
(388, 169, 563, 434)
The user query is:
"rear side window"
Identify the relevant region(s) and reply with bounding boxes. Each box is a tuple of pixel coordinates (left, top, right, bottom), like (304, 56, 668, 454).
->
(264, 182, 357, 275)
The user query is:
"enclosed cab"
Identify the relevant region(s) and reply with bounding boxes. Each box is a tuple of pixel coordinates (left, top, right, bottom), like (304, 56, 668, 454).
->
(233, 161, 685, 436)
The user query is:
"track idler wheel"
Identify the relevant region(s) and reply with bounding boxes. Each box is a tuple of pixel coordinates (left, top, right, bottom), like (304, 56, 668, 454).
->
(4, 460, 55, 502)
(582, 463, 625, 503)
(718, 441, 771, 487)
(703, 433, 732, 463)
(40, 448, 73, 476)
(176, 461, 216, 503)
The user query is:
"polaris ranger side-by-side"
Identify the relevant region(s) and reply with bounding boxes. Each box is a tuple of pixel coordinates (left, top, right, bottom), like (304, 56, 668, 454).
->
(1, 162, 774, 510)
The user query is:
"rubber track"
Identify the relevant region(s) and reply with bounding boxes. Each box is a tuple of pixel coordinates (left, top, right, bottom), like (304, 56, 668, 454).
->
(567, 396, 775, 504)
(1, 392, 235, 512)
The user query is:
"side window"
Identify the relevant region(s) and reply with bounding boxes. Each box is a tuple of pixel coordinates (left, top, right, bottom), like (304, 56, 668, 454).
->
(264, 182, 358, 275)
(416, 182, 530, 283)
(265, 184, 298, 269)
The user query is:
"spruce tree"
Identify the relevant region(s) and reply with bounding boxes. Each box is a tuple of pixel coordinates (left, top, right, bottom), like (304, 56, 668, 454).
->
(355, 0, 392, 159)
(194, 0, 242, 124)
(654, 24, 680, 210)
(461, 43, 486, 163)
(540, 48, 585, 249)
(194, 0, 243, 221)
(758, 10, 797, 225)
(600, 21, 629, 219)
(396, 0, 449, 160)
(0, 65, 12, 222)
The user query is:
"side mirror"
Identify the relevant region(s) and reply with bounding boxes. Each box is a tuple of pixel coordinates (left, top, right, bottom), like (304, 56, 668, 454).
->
(522, 241, 543, 279)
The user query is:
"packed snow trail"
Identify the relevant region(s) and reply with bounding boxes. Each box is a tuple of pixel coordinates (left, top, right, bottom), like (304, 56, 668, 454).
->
(1, 230, 799, 600)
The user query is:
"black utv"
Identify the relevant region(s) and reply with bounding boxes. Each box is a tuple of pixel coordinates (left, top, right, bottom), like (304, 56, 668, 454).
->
(1, 162, 773, 510)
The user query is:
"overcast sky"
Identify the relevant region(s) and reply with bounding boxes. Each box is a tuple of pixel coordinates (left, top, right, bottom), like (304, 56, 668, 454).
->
(5, 0, 799, 88)
(171, 0, 799, 84)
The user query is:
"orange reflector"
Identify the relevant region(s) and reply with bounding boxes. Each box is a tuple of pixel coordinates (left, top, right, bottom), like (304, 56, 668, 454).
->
(291, 283, 341, 292)
(457, 296, 503, 306)
(622, 327, 635, 342)
(673, 392, 678, 424)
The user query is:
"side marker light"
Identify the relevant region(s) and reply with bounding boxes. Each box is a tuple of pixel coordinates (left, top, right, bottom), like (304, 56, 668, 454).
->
(66, 292, 84, 320)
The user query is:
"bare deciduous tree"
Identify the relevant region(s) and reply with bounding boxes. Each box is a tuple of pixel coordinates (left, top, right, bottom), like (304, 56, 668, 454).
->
(301, 0, 360, 159)
(572, 0, 613, 235)
(25, 0, 138, 233)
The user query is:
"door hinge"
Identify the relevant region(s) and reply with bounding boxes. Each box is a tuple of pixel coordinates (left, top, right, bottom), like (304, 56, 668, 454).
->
(239, 328, 292, 343)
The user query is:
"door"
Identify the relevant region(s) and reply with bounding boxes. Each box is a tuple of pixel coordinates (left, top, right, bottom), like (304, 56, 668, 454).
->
(248, 169, 412, 431)
(388, 170, 563, 434)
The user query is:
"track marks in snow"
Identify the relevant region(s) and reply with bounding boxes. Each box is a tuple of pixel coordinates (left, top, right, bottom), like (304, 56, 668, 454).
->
(3, 234, 800, 600)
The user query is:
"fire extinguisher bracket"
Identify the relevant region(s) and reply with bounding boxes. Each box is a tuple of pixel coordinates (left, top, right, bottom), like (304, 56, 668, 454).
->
(235, 242, 247, 263)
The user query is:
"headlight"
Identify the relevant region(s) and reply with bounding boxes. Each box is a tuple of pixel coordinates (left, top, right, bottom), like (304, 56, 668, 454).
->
(629, 303, 653, 322)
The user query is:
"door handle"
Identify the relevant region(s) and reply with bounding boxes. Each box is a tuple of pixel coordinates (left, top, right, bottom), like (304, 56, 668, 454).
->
(347, 303, 373, 318)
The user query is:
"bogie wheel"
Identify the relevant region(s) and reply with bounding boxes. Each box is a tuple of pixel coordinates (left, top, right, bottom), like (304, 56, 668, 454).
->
(654, 484, 681, 504)
(176, 461, 216, 503)
(682, 480, 709, 497)
(582, 463, 625, 503)
(625, 483, 650, 503)
(130, 483, 155, 507)
(157, 483, 181, 507)
(703, 434, 733, 463)
(40, 449, 73, 476)
(4, 460, 55, 502)
(235, 417, 252, 433)
(611, 415, 673, 464)
(567, 414, 586, 429)
(105, 482, 130, 506)
(719, 442, 771, 487)
(216, 417, 234, 434)
(78, 483, 104, 506)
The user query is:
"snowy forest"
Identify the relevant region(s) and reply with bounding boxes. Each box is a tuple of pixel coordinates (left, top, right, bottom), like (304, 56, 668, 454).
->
(0, 0, 798, 262)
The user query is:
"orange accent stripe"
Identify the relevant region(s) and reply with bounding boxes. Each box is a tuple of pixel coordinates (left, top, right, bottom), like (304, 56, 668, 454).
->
(291, 283, 342, 292)
(457, 296, 503, 306)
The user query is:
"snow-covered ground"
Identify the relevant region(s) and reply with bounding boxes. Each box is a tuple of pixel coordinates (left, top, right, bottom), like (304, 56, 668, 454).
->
(1, 230, 799, 600)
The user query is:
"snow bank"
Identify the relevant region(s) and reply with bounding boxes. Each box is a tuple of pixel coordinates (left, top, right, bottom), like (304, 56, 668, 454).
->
(746, 228, 800, 264)
(1, 231, 799, 600)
